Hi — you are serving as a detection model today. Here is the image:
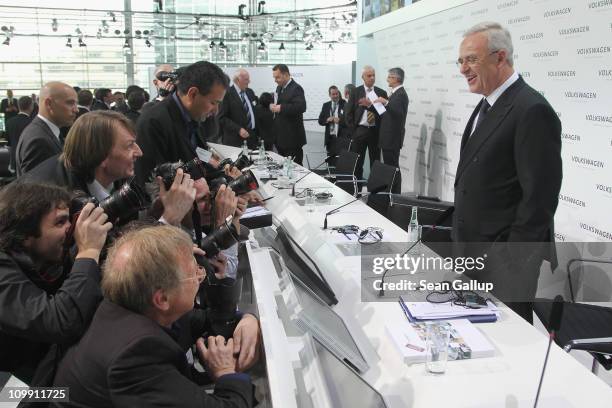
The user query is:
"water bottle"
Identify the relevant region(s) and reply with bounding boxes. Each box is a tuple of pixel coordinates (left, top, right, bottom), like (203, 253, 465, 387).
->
(287, 157, 294, 179)
(407, 206, 420, 242)
(258, 139, 265, 167)
(242, 140, 249, 158)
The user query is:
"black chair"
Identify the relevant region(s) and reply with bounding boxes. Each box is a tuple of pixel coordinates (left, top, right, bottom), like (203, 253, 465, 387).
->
(365, 160, 400, 216)
(326, 149, 360, 196)
(534, 258, 612, 374)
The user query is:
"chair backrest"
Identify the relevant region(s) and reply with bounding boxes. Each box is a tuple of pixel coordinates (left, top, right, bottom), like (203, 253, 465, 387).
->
(367, 160, 399, 194)
(335, 150, 359, 176)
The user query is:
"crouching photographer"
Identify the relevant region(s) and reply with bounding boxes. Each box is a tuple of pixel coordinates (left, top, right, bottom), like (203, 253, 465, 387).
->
(52, 225, 260, 407)
(0, 182, 111, 384)
(23, 110, 197, 228)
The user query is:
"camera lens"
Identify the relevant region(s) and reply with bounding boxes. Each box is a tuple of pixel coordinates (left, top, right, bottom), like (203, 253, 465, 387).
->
(227, 170, 259, 195)
(99, 179, 151, 221)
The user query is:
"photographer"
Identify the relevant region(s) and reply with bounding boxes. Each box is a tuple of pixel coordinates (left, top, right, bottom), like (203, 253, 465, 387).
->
(0, 182, 111, 384)
(52, 225, 259, 407)
(135, 61, 229, 187)
(141, 63, 175, 112)
(23, 110, 196, 227)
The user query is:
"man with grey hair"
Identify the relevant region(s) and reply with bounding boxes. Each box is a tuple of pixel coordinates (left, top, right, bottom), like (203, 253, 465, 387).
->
(345, 65, 388, 180)
(374, 67, 409, 170)
(16, 81, 78, 176)
(452, 22, 562, 323)
(53, 224, 259, 407)
(219, 68, 259, 148)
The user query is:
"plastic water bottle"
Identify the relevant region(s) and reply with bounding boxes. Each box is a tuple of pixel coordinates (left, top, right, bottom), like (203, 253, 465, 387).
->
(258, 139, 265, 167)
(407, 206, 420, 242)
(287, 157, 294, 179)
(242, 140, 249, 158)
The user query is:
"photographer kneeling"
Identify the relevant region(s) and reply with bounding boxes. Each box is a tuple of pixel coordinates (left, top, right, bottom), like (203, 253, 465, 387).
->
(23, 110, 196, 227)
(0, 182, 111, 384)
(52, 225, 259, 407)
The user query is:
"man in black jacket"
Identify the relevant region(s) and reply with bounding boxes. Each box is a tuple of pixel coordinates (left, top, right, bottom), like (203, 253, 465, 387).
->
(318, 85, 348, 158)
(1, 89, 18, 121)
(15, 82, 78, 176)
(375, 67, 409, 168)
(344, 66, 388, 180)
(0, 182, 111, 384)
(135, 61, 228, 186)
(91, 88, 112, 111)
(453, 22, 562, 323)
(219, 69, 259, 149)
(270, 64, 307, 165)
(52, 225, 259, 407)
(5, 96, 34, 173)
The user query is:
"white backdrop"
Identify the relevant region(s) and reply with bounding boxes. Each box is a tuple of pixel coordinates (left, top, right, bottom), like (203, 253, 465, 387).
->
(369, 0, 612, 242)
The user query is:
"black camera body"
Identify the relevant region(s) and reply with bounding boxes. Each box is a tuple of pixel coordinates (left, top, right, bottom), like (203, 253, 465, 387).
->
(210, 169, 259, 196)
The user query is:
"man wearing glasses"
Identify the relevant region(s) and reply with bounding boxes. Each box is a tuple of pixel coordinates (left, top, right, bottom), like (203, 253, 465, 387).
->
(52, 225, 259, 407)
(452, 22, 562, 323)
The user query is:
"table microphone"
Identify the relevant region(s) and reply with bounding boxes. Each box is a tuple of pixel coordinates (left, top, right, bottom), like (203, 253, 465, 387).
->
(533, 295, 564, 408)
(291, 155, 338, 197)
(378, 206, 454, 297)
(323, 184, 388, 230)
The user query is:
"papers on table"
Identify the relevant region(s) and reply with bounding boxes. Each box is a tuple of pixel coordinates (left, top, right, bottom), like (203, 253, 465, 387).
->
(366, 88, 386, 115)
(403, 300, 500, 322)
(241, 206, 271, 219)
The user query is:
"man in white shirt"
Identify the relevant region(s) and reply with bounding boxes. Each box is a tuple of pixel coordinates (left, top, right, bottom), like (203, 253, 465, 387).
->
(15, 81, 78, 176)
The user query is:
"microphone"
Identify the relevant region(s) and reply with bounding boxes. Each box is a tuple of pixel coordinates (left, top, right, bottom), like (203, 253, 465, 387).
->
(323, 184, 388, 230)
(534, 295, 564, 408)
(291, 155, 338, 197)
(378, 206, 454, 297)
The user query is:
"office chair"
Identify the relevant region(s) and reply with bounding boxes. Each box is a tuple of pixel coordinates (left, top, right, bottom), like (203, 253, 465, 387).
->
(365, 160, 400, 216)
(534, 258, 612, 374)
(325, 149, 360, 196)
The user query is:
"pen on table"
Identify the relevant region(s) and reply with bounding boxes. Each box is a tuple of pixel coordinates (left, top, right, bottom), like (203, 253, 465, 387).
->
(262, 196, 275, 202)
(398, 296, 414, 323)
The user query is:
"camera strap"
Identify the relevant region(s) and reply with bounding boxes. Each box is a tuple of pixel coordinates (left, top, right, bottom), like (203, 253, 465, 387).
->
(192, 201, 203, 246)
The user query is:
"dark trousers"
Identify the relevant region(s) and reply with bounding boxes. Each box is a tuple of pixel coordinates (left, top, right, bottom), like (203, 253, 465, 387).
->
(276, 146, 304, 165)
(350, 126, 380, 180)
(382, 149, 400, 167)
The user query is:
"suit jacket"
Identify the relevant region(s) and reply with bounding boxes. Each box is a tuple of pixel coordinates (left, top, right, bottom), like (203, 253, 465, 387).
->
(1, 97, 19, 121)
(52, 299, 254, 408)
(317, 99, 348, 148)
(15, 116, 63, 177)
(76, 106, 90, 119)
(219, 86, 258, 147)
(273, 80, 307, 150)
(91, 99, 109, 111)
(135, 95, 209, 186)
(344, 85, 388, 134)
(5, 113, 33, 171)
(379, 87, 409, 150)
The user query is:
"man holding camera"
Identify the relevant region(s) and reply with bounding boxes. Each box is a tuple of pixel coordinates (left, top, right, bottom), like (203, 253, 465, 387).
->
(0, 182, 111, 384)
(52, 225, 259, 407)
(135, 61, 229, 186)
(24, 111, 196, 227)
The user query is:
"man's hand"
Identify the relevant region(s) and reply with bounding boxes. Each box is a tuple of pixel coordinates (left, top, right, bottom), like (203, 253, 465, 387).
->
(196, 336, 237, 380)
(158, 168, 196, 226)
(326, 116, 334, 123)
(332, 117, 340, 124)
(232, 197, 248, 232)
(224, 165, 242, 179)
(158, 78, 175, 98)
(269, 104, 281, 113)
(232, 314, 261, 371)
(208, 252, 228, 280)
(241, 190, 264, 206)
(214, 185, 238, 228)
(358, 97, 372, 108)
(74, 203, 113, 262)
(373, 97, 388, 106)
(239, 128, 250, 139)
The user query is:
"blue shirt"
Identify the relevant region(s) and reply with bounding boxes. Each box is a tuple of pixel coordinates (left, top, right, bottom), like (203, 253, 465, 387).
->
(172, 92, 200, 150)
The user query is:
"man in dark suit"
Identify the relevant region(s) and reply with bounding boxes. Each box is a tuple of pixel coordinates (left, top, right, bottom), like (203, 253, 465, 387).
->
(1, 89, 18, 121)
(375, 67, 409, 168)
(270, 64, 307, 165)
(91, 88, 112, 111)
(52, 225, 259, 407)
(15, 81, 78, 176)
(76, 89, 93, 118)
(452, 22, 562, 323)
(135, 61, 228, 186)
(5, 96, 33, 173)
(318, 85, 348, 158)
(142, 63, 176, 112)
(345, 66, 388, 180)
(219, 68, 259, 149)
(0, 182, 110, 384)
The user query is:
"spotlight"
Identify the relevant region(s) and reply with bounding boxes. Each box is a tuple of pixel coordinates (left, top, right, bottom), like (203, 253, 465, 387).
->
(101, 20, 109, 33)
(65, 36, 72, 48)
(114, 29, 121, 35)
(278, 42, 285, 51)
(219, 40, 227, 49)
(51, 18, 58, 32)
(329, 17, 339, 31)
(258, 1, 266, 14)
(135, 30, 142, 39)
(96, 29, 102, 39)
(78, 38, 86, 47)
(145, 39, 152, 47)
(328, 43, 334, 50)
(209, 40, 216, 48)
(257, 41, 265, 51)
(2, 37, 9, 46)
(238, 4, 246, 18)
(123, 38, 130, 48)
(75, 27, 82, 35)
(108, 11, 116, 23)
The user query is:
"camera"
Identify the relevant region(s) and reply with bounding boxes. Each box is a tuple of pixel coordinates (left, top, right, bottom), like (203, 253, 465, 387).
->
(69, 178, 151, 224)
(199, 215, 240, 258)
(209, 169, 259, 196)
(218, 154, 252, 172)
(154, 158, 224, 190)
(155, 70, 179, 83)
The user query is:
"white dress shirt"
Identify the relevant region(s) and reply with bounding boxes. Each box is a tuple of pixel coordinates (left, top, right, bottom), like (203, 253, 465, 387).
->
(37, 114, 61, 141)
(471, 71, 519, 135)
(359, 84, 377, 127)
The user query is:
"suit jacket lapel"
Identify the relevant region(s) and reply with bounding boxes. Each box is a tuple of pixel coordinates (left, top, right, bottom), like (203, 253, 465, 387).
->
(37, 117, 62, 150)
(455, 78, 525, 184)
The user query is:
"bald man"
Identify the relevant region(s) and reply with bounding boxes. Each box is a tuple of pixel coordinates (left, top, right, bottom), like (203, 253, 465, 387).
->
(142, 63, 175, 112)
(219, 68, 259, 148)
(16, 81, 78, 176)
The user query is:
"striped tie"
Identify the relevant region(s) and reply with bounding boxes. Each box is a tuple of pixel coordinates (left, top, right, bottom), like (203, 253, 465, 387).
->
(366, 88, 375, 125)
(240, 91, 254, 129)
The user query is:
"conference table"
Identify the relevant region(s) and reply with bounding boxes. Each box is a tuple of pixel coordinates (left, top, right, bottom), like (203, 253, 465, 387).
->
(211, 143, 612, 408)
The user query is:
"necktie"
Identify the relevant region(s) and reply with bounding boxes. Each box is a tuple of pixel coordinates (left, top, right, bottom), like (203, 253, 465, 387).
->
(366, 88, 375, 125)
(473, 98, 490, 133)
(330, 102, 337, 134)
(240, 91, 254, 129)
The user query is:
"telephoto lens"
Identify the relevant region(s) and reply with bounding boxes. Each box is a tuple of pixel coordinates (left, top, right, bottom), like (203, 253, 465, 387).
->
(218, 154, 252, 171)
(199, 215, 240, 258)
(227, 169, 259, 195)
(98, 178, 151, 222)
(154, 158, 225, 189)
